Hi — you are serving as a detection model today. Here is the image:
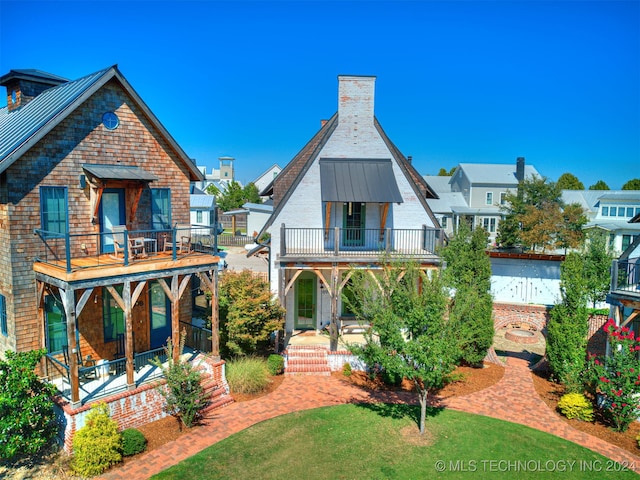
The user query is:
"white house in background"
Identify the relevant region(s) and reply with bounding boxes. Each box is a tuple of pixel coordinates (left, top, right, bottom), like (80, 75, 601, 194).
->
(561, 190, 640, 255)
(190, 186, 222, 234)
(194, 156, 236, 192)
(257, 75, 442, 350)
(423, 158, 540, 243)
(223, 201, 274, 239)
(253, 164, 281, 200)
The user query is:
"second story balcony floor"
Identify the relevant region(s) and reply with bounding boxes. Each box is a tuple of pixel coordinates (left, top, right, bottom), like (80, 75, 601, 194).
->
(32, 224, 220, 281)
(278, 224, 443, 263)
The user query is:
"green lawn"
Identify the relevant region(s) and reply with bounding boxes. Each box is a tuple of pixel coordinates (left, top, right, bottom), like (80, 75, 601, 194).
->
(153, 404, 638, 479)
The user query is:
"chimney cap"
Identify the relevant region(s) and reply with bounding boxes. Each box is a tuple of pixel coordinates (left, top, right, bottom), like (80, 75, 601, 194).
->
(0, 69, 68, 87)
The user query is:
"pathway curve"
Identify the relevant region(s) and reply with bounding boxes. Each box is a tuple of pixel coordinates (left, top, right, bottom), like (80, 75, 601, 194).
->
(99, 355, 640, 479)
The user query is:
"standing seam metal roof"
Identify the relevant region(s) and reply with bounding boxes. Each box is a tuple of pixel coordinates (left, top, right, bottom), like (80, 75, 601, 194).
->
(0, 68, 111, 164)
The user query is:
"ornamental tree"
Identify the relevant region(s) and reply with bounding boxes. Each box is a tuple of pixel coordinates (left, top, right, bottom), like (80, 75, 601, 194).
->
(346, 261, 458, 435)
(589, 318, 640, 432)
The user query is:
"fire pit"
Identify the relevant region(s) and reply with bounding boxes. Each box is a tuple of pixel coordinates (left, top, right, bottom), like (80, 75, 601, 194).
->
(505, 328, 538, 345)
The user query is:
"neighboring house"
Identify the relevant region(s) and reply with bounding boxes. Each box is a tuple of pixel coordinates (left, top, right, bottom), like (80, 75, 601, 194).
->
(253, 163, 281, 201)
(0, 67, 228, 450)
(607, 212, 640, 339)
(258, 75, 443, 350)
(562, 190, 640, 255)
(424, 158, 540, 243)
(224, 201, 273, 238)
(194, 155, 236, 192)
(190, 185, 222, 235)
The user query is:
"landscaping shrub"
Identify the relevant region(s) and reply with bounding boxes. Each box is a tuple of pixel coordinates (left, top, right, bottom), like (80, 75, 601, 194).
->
(557, 393, 594, 421)
(71, 402, 122, 476)
(226, 357, 270, 394)
(150, 333, 209, 428)
(0, 349, 58, 460)
(267, 354, 284, 375)
(342, 362, 352, 377)
(121, 428, 147, 456)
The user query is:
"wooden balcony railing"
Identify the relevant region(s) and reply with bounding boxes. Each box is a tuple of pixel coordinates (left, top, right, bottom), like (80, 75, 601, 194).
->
(33, 225, 219, 273)
(610, 259, 640, 296)
(280, 225, 443, 258)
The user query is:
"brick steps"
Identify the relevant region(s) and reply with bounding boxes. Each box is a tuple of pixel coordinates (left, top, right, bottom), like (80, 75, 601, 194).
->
(285, 346, 331, 376)
(196, 363, 234, 414)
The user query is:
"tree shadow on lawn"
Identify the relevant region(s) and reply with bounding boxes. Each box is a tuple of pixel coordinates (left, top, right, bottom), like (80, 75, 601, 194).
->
(354, 402, 444, 430)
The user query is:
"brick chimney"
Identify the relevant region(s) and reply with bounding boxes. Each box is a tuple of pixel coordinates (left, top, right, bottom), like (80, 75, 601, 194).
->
(338, 75, 376, 126)
(0, 69, 67, 112)
(516, 156, 525, 182)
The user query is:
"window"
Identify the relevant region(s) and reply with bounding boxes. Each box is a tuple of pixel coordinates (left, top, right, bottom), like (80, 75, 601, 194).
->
(482, 218, 496, 233)
(103, 287, 125, 342)
(45, 295, 66, 353)
(602, 206, 609, 217)
(342, 202, 366, 246)
(610, 207, 617, 217)
(341, 278, 356, 316)
(0, 294, 7, 336)
(151, 189, 171, 230)
(196, 211, 203, 223)
(500, 192, 507, 205)
(636, 207, 640, 216)
(618, 208, 626, 217)
(486, 192, 493, 205)
(40, 187, 68, 235)
(627, 208, 635, 217)
(441, 216, 448, 228)
(622, 235, 634, 252)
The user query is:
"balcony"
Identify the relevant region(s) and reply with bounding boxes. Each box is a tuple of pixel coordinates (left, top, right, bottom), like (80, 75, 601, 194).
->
(610, 259, 640, 297)
(32, 225, 219, 276)
(279, 225, 442, 261)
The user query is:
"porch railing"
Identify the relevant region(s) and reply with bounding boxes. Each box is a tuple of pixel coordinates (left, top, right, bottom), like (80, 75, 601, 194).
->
(33, 225, 219, 273)
(611, 259, 640, 295)
(280, 225, 442, 258)
(180, 320, 212, 353)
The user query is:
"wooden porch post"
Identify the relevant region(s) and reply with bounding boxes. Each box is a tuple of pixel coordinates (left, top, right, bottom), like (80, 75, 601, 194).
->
(171, 275, 180, 363)
(329, 263, 339, 351)
(60, 287, 81, 406)
(123, 281, 135, 389)
(211, 269, 220, 359)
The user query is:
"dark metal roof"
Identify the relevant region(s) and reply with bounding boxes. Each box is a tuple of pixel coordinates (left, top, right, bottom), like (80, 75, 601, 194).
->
(0, 69, 69, 86)
(83, 164, 158, 182)
(319, 158, 403, 203)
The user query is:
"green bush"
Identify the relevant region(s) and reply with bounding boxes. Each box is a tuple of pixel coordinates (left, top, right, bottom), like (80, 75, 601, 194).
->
(71, 402, 122, 476)
(150, 334, 209, 428)
(267, 354, 284, 375)
(226, 357, 270, 394)
(121, 428, 147, 456)
(342, 362, 352, 377)
(0, 349, 58, 460)
(557, 393, 594, 422)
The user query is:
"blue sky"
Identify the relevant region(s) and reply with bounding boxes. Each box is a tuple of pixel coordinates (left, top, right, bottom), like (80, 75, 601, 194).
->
(1, 1, 638, 189)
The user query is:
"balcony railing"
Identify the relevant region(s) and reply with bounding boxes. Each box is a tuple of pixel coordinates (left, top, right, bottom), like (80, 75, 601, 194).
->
(33, 225, 219, 273)
(43, 322, 212, 405)
(611, 259, 640, 296)
(280, 225, 442, 258)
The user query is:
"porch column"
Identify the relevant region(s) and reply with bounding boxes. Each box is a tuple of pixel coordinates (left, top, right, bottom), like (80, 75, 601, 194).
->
(171, 275, 180, 362)
(123, 281, 135, 389)
(60, 287, 81, 406)
(329, 263, 339, 351)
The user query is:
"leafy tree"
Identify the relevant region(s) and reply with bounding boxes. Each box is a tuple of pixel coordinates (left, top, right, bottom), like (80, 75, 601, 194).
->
(206, 181, 262, 212)
(437, 167, 456, 176)
(622, 178, 640, 190)
(440, 223, 494, 365)
(497, 175, 586, 252)
(0, 349, 57, 460)
(557, 173, 584, 190)
(588, 180, 610, 190)
(346, 262, 458, 435)
(582, 230, 615, 309)
(216, 270, 285, 357)
(546, 252, 589, 392)
(151, 333, 209, 428)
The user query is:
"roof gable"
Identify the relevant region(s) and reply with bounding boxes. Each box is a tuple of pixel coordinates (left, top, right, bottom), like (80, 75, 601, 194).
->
(0, 65, 202, 180)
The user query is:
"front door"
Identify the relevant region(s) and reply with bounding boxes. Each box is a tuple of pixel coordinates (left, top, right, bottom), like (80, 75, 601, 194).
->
(294, 273, 316, 330)
(100, 189, 126, 253)
(149, 282, 172, 349)
(343, 202, 366, 247)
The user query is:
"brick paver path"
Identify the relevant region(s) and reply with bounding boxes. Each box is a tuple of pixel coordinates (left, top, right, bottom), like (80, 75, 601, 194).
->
(99, 354, 640, 479)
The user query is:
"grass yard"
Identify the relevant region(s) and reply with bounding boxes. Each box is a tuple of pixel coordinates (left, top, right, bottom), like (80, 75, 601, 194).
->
(152, 404, 638, 479)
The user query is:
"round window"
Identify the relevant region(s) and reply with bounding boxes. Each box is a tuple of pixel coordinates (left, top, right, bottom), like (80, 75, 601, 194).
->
(102, 112, 120, 130)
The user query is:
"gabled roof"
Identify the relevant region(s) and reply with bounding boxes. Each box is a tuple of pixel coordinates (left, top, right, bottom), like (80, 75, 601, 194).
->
(0, 65, 202, 180)
(453, 163, 539, 185)
(422, 175, 453, 194)
(190, 194, 216, 209)
(253, 163, 281, 185)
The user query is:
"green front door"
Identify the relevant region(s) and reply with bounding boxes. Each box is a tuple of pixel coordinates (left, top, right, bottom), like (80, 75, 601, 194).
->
(295, 273, 316, 330)
(343, 202, 366, 247)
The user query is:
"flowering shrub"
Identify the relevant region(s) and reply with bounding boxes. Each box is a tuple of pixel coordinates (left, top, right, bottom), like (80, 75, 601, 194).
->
(589, 318, 640, 432)
(557, 392, 594, 421)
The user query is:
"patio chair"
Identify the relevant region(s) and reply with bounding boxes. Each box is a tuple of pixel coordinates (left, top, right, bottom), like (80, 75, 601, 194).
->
(163, 224, 192, 254)
(111, 225, 146, 259)
(62, 345, 96, 380)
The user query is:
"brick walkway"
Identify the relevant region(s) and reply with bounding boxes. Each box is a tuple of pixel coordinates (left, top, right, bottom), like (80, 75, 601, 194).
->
(99, 354, 640, 479)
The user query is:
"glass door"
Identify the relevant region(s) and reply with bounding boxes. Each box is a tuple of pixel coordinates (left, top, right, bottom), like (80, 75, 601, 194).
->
(342, 202, 366, 247)
(149, 282, 172, 349)
(100, 189, 125, 253)
(294, 273, 316, 330)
